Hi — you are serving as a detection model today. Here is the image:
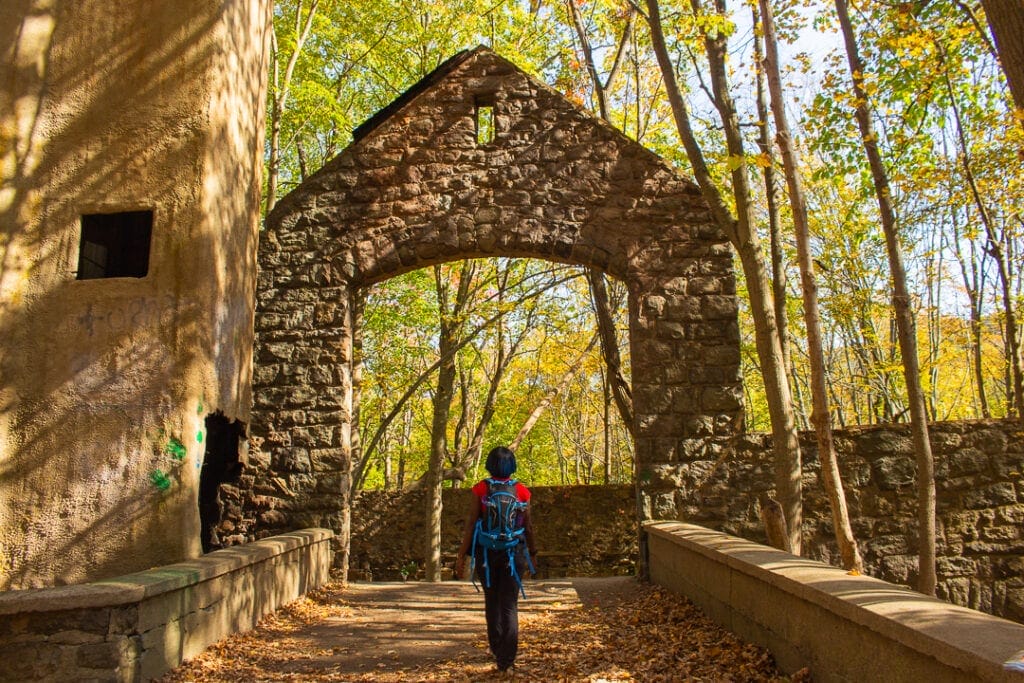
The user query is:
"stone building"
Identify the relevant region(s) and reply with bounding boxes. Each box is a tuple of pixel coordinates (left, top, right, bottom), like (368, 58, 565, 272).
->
(0, 0, 271, 588)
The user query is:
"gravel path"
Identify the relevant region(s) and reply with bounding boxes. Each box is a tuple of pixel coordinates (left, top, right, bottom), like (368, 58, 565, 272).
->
(160, 577, 801, 682)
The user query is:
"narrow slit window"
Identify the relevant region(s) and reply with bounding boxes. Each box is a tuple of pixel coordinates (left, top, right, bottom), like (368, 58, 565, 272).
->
(77, 210, 153, 279)
(476, 98, 495, 145)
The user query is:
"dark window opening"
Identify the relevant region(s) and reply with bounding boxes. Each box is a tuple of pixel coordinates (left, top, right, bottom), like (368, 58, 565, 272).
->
(77, 210, 153, 279)
(199, 412, 246, 553)
(475, 94, 496, 145)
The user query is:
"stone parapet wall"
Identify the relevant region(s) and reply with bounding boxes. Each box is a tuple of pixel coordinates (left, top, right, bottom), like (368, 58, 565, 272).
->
(349, 485, 637, 580)
(647, 521, 1024, 682)
(0, 529, 332, 682)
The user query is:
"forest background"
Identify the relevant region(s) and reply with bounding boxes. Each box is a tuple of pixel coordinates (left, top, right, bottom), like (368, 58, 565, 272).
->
(263, 0, 1023, 494)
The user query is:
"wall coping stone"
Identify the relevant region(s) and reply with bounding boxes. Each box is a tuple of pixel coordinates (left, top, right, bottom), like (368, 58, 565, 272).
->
(645, 521, 1024, 681)
(0, 528, 333, 614)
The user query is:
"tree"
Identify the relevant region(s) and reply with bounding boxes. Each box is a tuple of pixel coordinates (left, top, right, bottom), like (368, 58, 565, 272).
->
(642, 0, 803, 553)
(565, 0, 637, 434)
(758, 0, 862, 572)
(425, 261, 475, 581)
(267, 0, 321, 213)
(835, 0, 937, 594)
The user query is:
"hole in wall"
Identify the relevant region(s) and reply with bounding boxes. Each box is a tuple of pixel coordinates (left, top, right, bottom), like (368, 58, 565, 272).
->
(475, 94, 496, 145)
(77, 210, 153, 279)
(199, 412, 246, 553)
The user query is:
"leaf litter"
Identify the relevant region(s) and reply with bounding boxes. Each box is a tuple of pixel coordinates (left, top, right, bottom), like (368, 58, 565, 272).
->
(160, 579, 808, 682)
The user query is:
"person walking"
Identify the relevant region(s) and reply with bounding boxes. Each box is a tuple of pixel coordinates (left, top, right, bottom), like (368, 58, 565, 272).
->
(455, 446, 537, 677)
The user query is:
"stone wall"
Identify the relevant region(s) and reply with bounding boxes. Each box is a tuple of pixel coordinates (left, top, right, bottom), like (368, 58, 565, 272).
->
(670, 419, 1024, 622)
(346, 420, 1024, 622)
(0, 529, 332, 682)
(349, 485, 637, 580)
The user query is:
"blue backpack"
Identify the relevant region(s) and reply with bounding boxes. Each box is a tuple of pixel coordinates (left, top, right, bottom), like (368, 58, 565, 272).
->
(470, 478, 535, 597)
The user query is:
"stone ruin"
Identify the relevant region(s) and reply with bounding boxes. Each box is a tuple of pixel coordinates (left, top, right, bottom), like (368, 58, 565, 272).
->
(243, 46, 743, 573)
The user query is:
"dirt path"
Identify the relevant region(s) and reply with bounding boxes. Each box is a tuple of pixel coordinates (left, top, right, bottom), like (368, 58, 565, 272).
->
(160, 577, 798, 682)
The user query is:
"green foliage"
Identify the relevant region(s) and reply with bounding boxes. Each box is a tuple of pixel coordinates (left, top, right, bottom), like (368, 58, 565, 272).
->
(358, 259, 632, 488)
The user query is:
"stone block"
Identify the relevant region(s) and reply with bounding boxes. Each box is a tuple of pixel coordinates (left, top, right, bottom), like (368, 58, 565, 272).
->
(964, 482, 1018, 509)
(981, 525, 1019, 542)
(937, 555, 977, 577)
(76, 641, 122, 669)
(701, 386, 742, 412)
(701, 294, 737, 319)
(859, 429, 913, 456)
(946, 447, 991, 476)
(871, 455, 915, 489)
(964, 427, 1009, 453)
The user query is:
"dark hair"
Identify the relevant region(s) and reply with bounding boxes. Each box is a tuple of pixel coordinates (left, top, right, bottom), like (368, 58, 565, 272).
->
(485, 446, 516, 478)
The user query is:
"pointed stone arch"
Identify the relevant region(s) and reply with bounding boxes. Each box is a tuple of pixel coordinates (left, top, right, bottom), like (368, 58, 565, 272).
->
(251, 47, 742, 571)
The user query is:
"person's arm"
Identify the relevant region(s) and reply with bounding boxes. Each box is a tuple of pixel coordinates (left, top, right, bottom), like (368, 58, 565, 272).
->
(455, 492, 480, 579)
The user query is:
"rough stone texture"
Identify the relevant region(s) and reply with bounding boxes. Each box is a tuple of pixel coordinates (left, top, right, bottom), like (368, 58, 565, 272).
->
(0, 529, 332, 682)
(683, 419, 1024, 622)
(0, 1, 271, 588)
(246, 47, 742, 570)
(339, 419, 1024, 623)
(348, 485, 638, 580)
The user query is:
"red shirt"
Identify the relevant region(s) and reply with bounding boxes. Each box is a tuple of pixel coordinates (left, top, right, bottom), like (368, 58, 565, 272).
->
(472, 478, 531, 510)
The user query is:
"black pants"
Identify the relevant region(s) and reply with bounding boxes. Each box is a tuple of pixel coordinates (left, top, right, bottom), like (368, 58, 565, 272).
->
(476, 549, 521, 670)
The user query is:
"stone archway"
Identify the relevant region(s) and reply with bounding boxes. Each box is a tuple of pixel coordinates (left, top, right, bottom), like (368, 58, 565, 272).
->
(250, 47, 742, 572)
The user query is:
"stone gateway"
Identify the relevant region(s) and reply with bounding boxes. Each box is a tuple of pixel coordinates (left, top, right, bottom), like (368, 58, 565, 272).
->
(245, 47, 743, 573)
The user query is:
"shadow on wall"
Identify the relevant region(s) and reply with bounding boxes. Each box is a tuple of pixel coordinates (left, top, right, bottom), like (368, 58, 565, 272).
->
(0, 0, 266, 588)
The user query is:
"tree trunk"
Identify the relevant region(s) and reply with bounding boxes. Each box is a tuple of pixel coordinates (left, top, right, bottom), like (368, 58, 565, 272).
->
(981, 0, 1024, 127)
(836, 0, 936, 594)
(452, 266, 527, 475)
(587, 270, 634, 433)
(351, 289, 365, 493)
(565, 4, 637, 435)
(952, 220, 990, 417)
(425, 262, 474, 581)
(760, 496, 791, 553)
(759, 0, 863, 571)
(511, 334, 599, 450)
(604, 372, 612, 484)
(752, 11, 792, 374)
(646, 0, 803, 553)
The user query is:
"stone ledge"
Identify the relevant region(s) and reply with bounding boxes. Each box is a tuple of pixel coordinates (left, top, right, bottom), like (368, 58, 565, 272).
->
(0, 529, 333, 682)
(0, 529, 333, 615)
(645, 521, 1024, 682)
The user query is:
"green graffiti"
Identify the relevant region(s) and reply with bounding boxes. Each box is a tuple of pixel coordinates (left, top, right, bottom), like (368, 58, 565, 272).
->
(197, 401, 204, 415)
(149, 470, 172, 491)
(165, 438, 187, 461)
(196, 430, 204, 444)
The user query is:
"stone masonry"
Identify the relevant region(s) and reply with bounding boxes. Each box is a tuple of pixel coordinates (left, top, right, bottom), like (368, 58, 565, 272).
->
(675, 419, 1024, 622)
(246, 47, 742, 572)
(342, 420, 1024, 623)
(349, 485, 638, 581)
